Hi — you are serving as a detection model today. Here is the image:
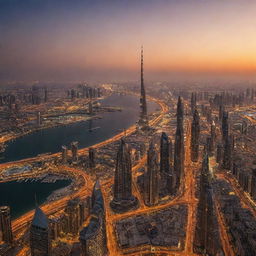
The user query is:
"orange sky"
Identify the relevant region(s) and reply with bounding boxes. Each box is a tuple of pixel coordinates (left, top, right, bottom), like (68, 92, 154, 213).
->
(0, 0, 256, 81)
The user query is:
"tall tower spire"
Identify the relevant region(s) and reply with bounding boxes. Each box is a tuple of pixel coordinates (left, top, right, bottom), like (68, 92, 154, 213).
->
(138, 46, 148, 129)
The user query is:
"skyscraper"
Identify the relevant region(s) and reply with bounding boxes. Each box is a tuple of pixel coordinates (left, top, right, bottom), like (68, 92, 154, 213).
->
(191, 108, 200, 162)
(160, 132, 173, 195)
(80, 180, 107, 256)
(61, 145, 68, 164)
(173, 96, 185, 191)
(191, 92, 197, 114)
(223, 134, 234, 170)
(71, 141, 79, 163)
(144, 141, 159, 206)
(194, 153, 223, 255)
(44, 88, 48, 102)
(89, 147, 95, 168)
(138, 46, 149, 129)
(88, 101, 93, 115)
(210, 121, 216, 152)
(37, 112, 42, 126)
(0, 206, 13, 244)
(221, 111, 229, 142)
(65, 198, 82, 235)
(30, 207, 51, 256)
(110, 139, 138, 213)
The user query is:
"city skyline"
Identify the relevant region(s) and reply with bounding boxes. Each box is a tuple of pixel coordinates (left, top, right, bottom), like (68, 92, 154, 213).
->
(1, 0, 256, 82)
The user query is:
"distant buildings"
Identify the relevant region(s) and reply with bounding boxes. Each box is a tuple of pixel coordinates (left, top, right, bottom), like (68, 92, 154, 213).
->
(0, 206, 13, 244)
(88, 101, 93, 115)
(61, 145, 68, 164)
(37, 112, 42, 126)
(110, 139, 138, 213)
(191, 92, 197, 114)
(30, 207, 51, 256)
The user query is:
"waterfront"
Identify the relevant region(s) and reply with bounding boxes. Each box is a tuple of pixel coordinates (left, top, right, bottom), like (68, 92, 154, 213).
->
(0, 179, 71, 219)
(0, 94, 158, 163)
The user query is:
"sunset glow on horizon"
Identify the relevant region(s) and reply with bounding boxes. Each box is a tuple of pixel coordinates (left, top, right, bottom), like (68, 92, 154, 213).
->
(0, 0, 256, 82)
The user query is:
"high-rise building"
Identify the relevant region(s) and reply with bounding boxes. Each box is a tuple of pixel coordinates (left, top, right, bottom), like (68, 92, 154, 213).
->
(80, 181, 107, 256)
(110, 139, 138, 213)
(250, 169, 256, 200)
(89, 148, 95, 168)
(194, 153, 223, 255)
(37, 112, 42, 126)
(138, 47, 148, 129)
(80, 216, 106, 256)
(191, 108, 200, 162)
(88, 102, 93, 115)
(159, 132, 173, 195)
(216, 144, 223, 164)
(191, 92, 197, 114)
(210, 121, 216, 152)
(221, 111, 229, 142)
(173, 96, 185, 191)
(65, 198, 82, 235)
(30, 207, 51, 256)
(223, 134, 234, 170)
(144, 142, 159, 206)
(219, 104, 224, 122)
(44, 88, 48, 102)
(71, 141, 79, 163)
(61, 145, 68, 164)
(0, 206, 13, 244)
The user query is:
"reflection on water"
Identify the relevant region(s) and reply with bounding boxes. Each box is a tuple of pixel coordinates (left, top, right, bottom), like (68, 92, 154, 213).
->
(0, 94, 158, 163)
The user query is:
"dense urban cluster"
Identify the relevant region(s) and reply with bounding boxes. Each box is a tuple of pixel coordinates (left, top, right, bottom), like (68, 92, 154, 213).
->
(0, 49, 255, 256)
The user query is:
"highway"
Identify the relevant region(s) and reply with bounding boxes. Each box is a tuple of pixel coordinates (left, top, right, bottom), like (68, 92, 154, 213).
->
(4, 95, 168, 256)
(101, 118, 201, 256)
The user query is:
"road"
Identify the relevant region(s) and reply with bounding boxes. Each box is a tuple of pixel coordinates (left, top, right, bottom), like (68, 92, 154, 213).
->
(101, 118, 201, 256)
(6, 95, 168, 256)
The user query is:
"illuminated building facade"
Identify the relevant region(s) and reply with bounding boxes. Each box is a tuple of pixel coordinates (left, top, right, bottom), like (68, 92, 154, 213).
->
(80, 181, 107, 256)
(144, 141, 159, 206)
(159, 132, 173, 195)
(110, 139, 138, 213)
(191, 108, 200, 162)
(30, 207, 51, 256)
(173, 96, 184, 191)
(0, 206, 13, 244)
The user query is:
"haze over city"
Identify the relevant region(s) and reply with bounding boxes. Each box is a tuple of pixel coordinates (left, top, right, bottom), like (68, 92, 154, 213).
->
(0, 0, 256, 82)
(0, 1, 256, 256)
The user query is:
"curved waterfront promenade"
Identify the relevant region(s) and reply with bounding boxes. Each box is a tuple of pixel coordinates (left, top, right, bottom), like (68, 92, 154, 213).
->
(6, 95, 168, 245)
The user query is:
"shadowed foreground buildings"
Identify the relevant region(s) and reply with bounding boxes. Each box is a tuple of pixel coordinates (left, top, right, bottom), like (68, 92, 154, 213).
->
(191, 108, 200, 162)
(80, 181, 107, 256)
(160, 132, 174, 195)
(194, 153, 224, 256)
(144, 141, 159, 206)
(0, 206, 13, 244)
(110, 139, 138, 213)
(173, 96, 185, 191)
(30, 207, 51, 256)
